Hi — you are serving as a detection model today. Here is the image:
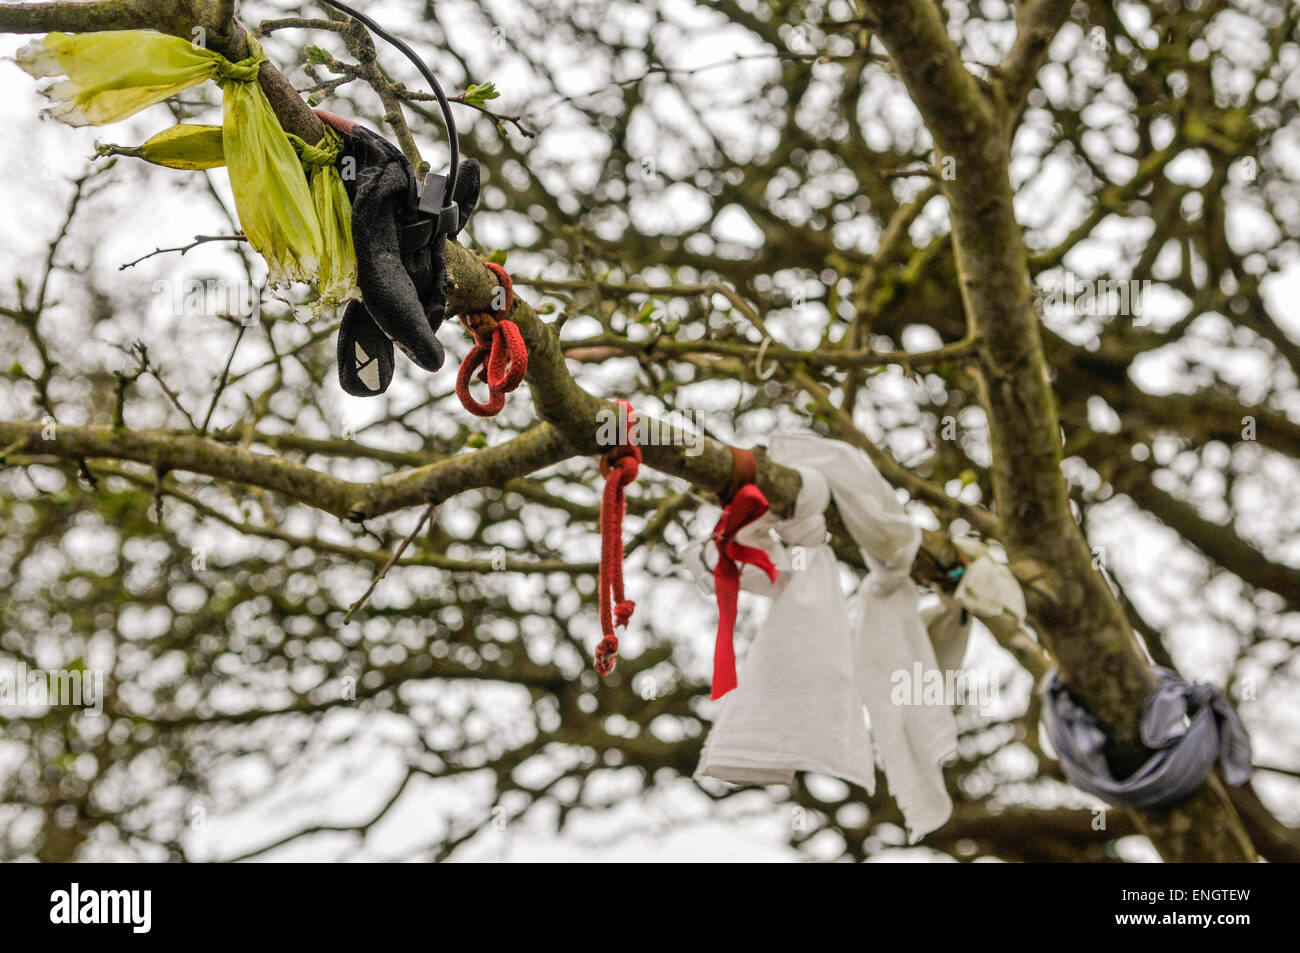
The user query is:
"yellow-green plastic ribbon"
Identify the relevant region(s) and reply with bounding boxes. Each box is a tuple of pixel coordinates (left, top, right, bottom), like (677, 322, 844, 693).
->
(288, 127, 360, 316)
(17, 30, 232, 125)
(18, 30, 324, 291)
(97, 123, 362, 319)
(213, 35, 321, 290)
(96, 124, 227, 170)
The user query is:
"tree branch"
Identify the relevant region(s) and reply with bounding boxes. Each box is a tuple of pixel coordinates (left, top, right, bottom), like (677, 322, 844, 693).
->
(856, 0, 1257, 861)
(997, 0, 1073, 124)
(0, 419, 575, 521)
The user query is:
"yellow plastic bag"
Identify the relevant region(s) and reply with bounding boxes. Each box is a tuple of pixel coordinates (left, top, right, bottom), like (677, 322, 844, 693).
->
(18, 30, 327, 294)
(97, 123, 361, 318)
(96, 124, 227, 170)
(288, 128, 360, 315)
(17, 30, 229, 125)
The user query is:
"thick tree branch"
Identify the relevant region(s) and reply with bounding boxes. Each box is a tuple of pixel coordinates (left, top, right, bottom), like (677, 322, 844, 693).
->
(1114, 462, 1300, 611)
(0, 419, 575, 521)
(997, 0, 1073, 124)
(857, 0, 1256, 861)
(854, 0, 993, 161)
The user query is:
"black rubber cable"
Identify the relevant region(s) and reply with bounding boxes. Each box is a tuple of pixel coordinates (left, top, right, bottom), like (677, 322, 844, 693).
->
(315, 0, 460, 203)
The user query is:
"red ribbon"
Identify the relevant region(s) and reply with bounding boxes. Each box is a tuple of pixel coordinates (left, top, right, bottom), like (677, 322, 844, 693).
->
(595, 400, 640, 676)
(710, 482, 778, 699)
(457, 262, 528, 416)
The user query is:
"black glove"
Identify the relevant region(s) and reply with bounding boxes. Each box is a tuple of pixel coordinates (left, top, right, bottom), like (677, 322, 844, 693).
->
(317, 110, 480, 396)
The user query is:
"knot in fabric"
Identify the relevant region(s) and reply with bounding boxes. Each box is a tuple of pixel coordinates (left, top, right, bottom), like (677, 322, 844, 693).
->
(863, 559, 912, 598)
(1042, 666, 1252, 810)
(213, 35, 266, 84)
(599, 442, 641, 485)
(463, 310, 501, 338)
(774, 465, 829, 549)
(289, 126, 343, 167)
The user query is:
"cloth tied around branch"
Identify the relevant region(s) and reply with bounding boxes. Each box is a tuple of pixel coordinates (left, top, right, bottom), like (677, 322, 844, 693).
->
(709, 473, 780, 700)
(920, 537, 1029, 673)
(1042, 666, 1252, 810)
(694, 460, 876, 791)
(17, 30, 357, 317)
(687, 433, 975, 841)
(594, 400, 640, 676)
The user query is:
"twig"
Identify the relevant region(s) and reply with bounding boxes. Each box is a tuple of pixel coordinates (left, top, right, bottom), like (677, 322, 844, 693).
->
(343, 503, 436, 624)
(111, 365, 141, 429)
(119, 234, 248, 271)
(882, 165, 938, 179)
(151, 465, 167, 523)
(305, 8, 427, 174)
(113, 341, 199, 430)
(201, 323, 247, 434)
(259, 17, 351, 34)
(398, 86, 537, 139)
(0, 437, 25, 462)
(526, 49, 884, 118)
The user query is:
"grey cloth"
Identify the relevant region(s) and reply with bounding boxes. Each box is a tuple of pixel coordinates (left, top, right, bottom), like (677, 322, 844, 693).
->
(1041, 666, 1252, 810)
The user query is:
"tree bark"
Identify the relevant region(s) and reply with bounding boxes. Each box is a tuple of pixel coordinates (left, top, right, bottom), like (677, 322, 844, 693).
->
(855, 0, 1254, 860)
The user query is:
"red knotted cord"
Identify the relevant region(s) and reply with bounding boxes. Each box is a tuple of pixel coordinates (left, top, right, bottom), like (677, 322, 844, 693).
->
(595, 400, 640, 676)
(710, 450, 778, 699)
(456, 262, 528, 416)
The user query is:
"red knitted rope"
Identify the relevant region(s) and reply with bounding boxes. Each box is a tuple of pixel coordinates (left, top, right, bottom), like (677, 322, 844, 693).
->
(456, 262, 528, 416)
(595, 400, 640, 675)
